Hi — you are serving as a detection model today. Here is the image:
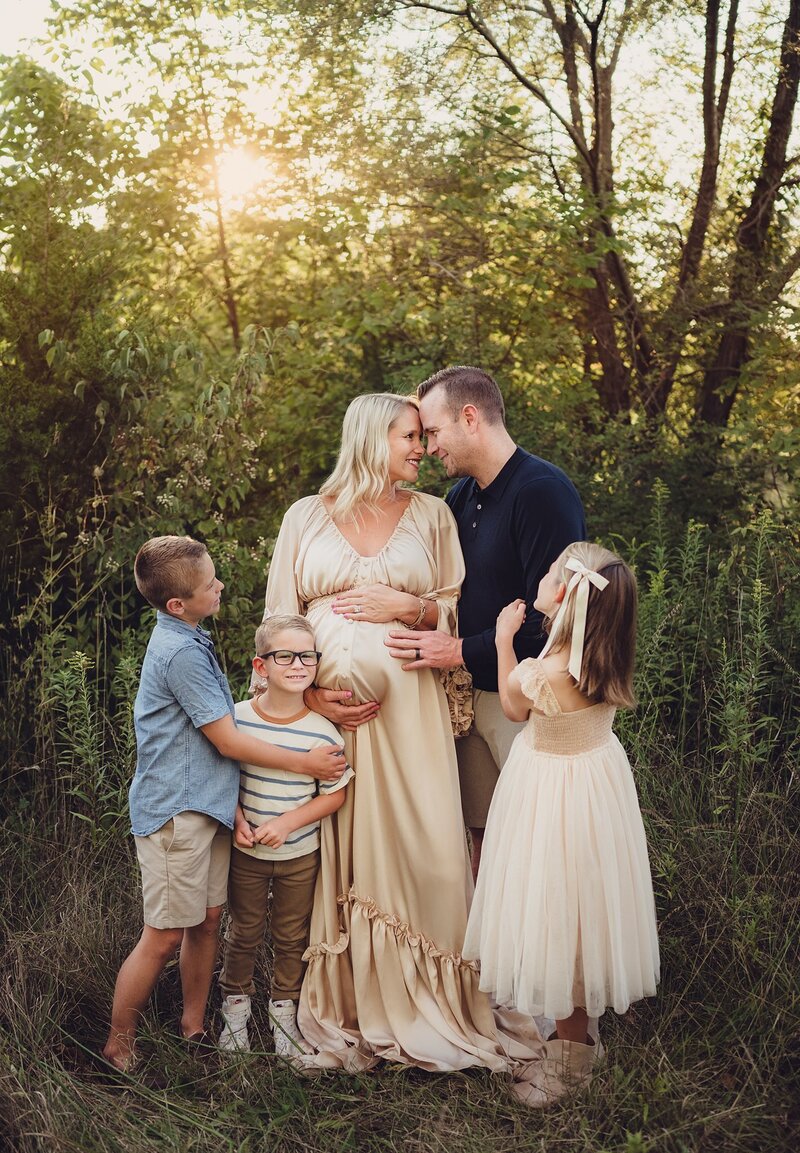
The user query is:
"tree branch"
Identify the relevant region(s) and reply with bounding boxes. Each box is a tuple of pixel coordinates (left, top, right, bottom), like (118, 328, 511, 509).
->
(651, 1, 740, 416)
(398, 1, 467, 14)
(458, 2, 594, 167)
(609, 1, 636, 71)
(699, 0, 800, 426)
(716, 0, 739, 125)
(541, 1, 588, 142)
(763, 242, 800, 299)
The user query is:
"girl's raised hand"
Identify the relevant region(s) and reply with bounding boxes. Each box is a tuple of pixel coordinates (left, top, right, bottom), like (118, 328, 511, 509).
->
(496, 599, 526, 639)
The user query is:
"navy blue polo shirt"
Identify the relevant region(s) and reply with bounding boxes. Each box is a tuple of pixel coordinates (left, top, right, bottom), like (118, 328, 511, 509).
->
(446, 447, 586, 692)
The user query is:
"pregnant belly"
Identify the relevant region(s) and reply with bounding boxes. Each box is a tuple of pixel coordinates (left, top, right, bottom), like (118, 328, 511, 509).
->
(307, 608, 400, 703)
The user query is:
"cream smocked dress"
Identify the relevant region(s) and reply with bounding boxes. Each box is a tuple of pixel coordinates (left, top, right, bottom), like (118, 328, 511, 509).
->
(264, 491, 544, 1072)
(463, 658, 660, 1021)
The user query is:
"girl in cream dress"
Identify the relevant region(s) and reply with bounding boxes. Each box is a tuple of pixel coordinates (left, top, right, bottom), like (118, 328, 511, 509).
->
(464, 542, 659, 1106)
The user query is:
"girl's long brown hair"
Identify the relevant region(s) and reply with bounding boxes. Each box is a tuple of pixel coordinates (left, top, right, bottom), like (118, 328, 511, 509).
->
(542, 541, 637, 708)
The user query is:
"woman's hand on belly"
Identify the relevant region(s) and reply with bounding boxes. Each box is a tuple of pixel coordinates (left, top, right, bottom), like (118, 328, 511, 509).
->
(332, 582, 420, 625)
(305, 684, 380, 730)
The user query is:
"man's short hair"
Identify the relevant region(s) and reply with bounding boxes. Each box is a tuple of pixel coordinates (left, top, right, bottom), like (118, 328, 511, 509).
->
(417, 365, 505, 425)
(134, 536, 208, 611)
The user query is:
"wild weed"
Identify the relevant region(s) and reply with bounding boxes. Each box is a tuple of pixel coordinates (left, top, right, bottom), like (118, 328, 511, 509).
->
(50, 652, 132, 846)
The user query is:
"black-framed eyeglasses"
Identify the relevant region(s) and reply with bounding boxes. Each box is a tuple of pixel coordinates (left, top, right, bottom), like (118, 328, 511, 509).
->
(258, 649, 321, 666)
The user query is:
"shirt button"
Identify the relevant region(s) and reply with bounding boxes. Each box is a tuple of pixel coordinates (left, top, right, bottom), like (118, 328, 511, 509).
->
(477, 504, 482, 510)
(472, 522, 477, 528)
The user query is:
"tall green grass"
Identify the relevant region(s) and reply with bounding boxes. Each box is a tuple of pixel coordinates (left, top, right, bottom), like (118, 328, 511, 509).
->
(1, 491, 798, 1151)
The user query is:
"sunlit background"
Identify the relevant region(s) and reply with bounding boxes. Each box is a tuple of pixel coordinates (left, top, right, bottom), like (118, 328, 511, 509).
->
(1, 8, 799, 1150)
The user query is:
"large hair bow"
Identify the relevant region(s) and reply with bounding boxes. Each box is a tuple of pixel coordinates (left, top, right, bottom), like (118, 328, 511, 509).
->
(539, 557, 609, 682)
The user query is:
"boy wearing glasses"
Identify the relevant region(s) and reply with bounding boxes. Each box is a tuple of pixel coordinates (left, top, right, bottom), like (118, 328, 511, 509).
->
(219, 614, 353, 1065)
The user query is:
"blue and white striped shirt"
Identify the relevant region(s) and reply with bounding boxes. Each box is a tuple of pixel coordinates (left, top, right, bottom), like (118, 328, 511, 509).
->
(233, 698, 352, 861)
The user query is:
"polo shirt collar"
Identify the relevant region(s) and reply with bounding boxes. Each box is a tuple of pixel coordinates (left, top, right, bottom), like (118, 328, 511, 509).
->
(471, 445, 524, 499)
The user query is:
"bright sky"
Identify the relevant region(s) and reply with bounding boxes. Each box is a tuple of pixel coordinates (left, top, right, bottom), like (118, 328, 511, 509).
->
(2, 0, 797, 312)
(3, 0, 795, 248)
(4, 0, 53, 55)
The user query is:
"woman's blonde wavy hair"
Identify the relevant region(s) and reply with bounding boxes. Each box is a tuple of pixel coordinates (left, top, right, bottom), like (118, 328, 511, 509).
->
(319, 392, 419, 522)
(542, 541, 638, 708)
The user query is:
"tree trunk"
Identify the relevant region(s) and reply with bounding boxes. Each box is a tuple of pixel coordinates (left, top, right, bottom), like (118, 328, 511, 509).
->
(360, 332, 385, 390)
(652, 0, 738, 415)
(583, 258, 631, 415)
(544, 2, 636, 415)
(697, 0, 800, 426)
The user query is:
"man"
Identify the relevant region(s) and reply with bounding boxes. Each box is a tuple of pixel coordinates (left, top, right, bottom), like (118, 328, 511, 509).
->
(386, 366, 586, 878)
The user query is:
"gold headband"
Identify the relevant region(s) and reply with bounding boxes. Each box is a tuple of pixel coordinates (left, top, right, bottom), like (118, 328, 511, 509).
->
(539, 557, 609, 682)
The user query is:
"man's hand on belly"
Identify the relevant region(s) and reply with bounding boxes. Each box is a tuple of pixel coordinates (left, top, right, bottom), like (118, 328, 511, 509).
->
(385, 629, 463, 671)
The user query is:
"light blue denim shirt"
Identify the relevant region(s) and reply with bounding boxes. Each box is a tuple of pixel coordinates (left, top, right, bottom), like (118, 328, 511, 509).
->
(129, 611, 240, 836)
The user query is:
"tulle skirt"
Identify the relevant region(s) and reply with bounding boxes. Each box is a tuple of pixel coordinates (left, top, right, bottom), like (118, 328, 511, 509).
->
(463, 730, 660, 1020)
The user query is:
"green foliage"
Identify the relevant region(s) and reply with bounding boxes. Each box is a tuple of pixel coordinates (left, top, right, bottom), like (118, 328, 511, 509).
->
(0, 59, 132, 526)
(618, 500, 799, 817)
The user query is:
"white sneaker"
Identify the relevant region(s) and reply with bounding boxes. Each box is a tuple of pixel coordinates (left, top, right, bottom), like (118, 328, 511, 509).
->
(219, 994, 251, 1052)
(268, 999, 315, 1064)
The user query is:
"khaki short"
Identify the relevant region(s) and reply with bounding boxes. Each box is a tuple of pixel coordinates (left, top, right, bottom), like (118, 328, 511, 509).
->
(135, 811, 231, 929)
(455, 689, 525, 829)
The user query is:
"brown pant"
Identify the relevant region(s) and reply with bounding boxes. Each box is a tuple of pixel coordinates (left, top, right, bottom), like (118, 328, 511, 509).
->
(456, 689, 525, 828)
(220, 847, 319, 1002)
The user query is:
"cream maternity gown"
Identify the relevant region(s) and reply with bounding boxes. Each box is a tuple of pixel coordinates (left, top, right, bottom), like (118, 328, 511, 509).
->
(264, 491, 543, 1072)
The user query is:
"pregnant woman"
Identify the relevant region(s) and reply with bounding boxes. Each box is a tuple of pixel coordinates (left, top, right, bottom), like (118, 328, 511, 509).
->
(263, 392, 541, 1072)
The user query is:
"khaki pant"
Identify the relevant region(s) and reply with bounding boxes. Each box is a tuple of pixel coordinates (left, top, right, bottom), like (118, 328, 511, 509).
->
(136, 811, 231, 929)
(456, 689, 525, 829)
(220, 847, 319, 1002)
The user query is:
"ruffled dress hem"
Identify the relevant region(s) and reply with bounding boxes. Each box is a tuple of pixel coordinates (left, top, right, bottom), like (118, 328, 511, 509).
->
(299, 887, 539, 1073)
